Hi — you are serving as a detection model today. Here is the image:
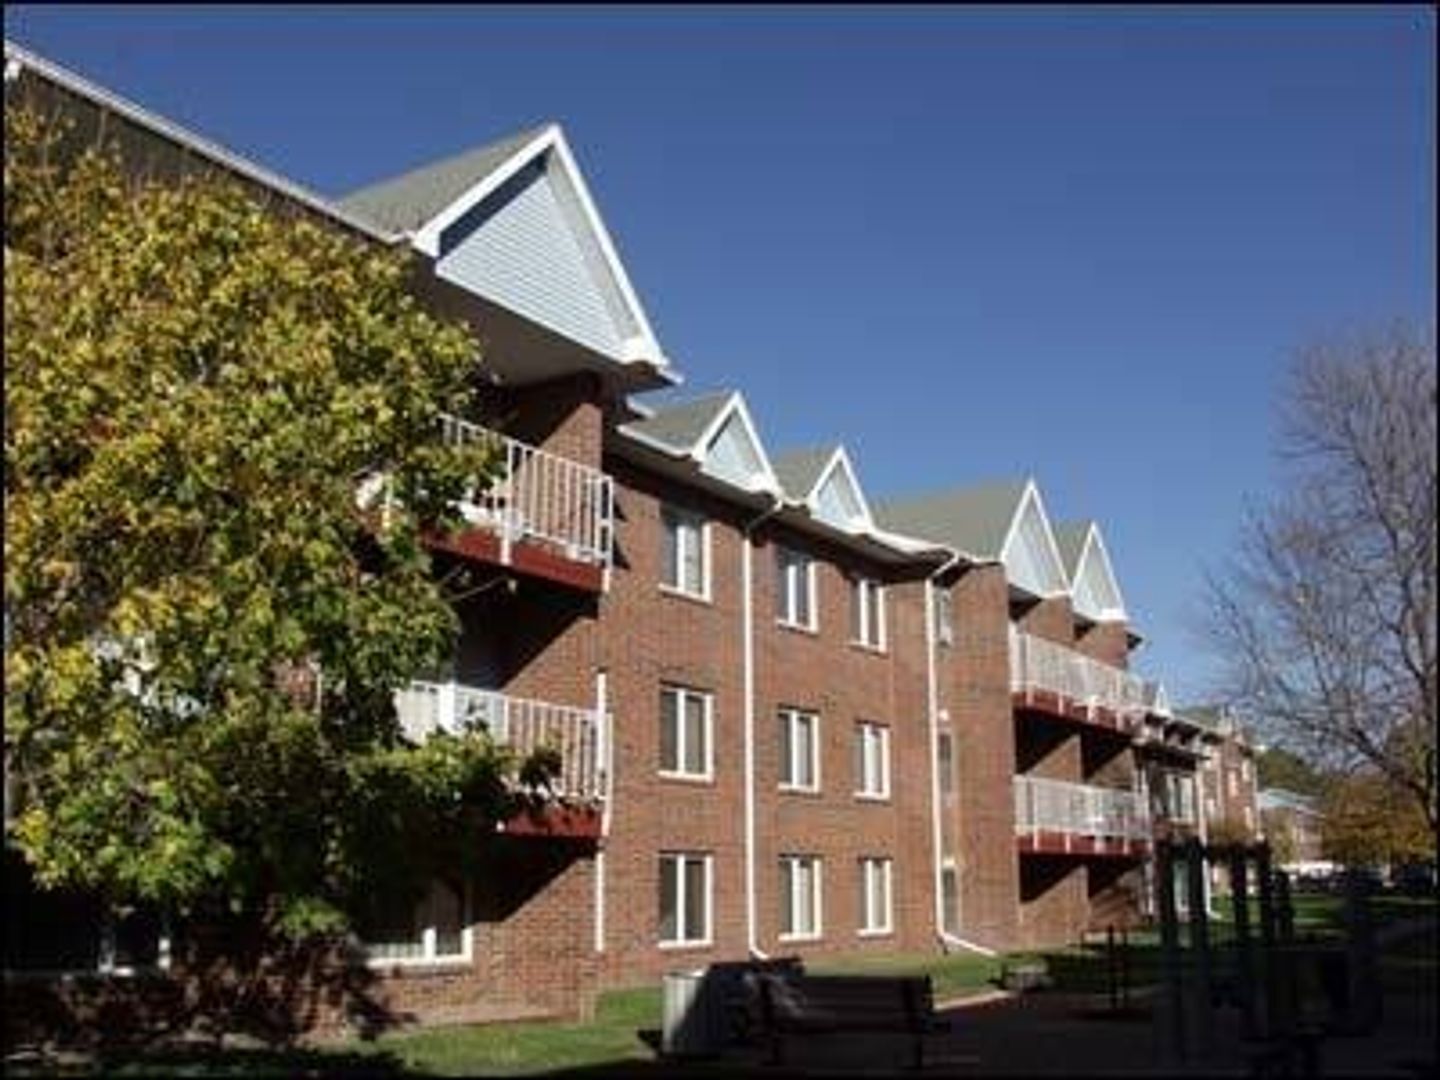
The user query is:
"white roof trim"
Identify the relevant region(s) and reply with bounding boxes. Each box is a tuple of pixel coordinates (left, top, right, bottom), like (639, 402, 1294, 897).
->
(999, 479, 1070, 599)
(1073, 523, 1128, 622)
(805, 446, 874, 534)
(3, 40, 395, 244)
(410, 124, 669, 371)
(691, 392, 781, 495)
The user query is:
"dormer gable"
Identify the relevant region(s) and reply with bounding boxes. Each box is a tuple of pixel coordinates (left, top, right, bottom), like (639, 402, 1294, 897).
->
(342, 124, 668, 373)
(999, 480, 1069, 598)
(694, 393, 779, 494)
(1068, 523, 1128, 622)
(809, 448, 873, 534)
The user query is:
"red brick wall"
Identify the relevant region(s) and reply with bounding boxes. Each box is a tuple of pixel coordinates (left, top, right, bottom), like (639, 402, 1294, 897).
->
(593, 458, 939, 985)
(940, 566, 1020, 951)
(4, 842, 597, 1049)
(1073, 620, 1131, 668)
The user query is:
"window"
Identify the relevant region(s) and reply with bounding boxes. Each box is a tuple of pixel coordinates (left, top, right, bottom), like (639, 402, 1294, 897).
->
(937, 731, 955, 797)
(660, 685, 713, 779)
(776, 546, 816, 630)
(850, 577, 886, 649)
(854, 722, 890, 799)
(858, 857, 893, 935)
(1227, 770, 1238, 798)
(1240, 759, 1252, 783)
(934, 587, 954, 647)
(661, 505, 709, 599)
(659, 853, 711, 946)
(778, 708, 820, 791)
(779, 855, 822, 940)
(363, 878, 469, 964)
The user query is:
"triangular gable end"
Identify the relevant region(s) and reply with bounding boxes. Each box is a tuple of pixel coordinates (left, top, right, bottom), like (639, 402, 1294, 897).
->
(999, 481, 1069, 598)
(415, 126, 667, 370)
(695, 394, 779, 494)
(1071, 525, 1128, 622)
(809, 448, 873, 534)
(1152, 684, 1172, 717)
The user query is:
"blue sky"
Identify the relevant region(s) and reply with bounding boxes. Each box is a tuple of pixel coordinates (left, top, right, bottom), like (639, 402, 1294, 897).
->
(7, 6, 1434, 701)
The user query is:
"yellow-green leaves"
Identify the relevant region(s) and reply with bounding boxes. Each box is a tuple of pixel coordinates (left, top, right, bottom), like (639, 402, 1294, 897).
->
(4, 102, 516, 935)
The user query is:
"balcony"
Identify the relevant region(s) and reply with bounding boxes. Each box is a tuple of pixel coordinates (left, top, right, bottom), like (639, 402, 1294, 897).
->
(365, 415, 614, 592)
(394, 680, 610, 838)
(1013, 774, 1151, 857)
(1009, 629, 1149, 734)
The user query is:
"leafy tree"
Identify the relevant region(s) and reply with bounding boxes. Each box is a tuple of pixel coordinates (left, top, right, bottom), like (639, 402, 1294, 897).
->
(1206, 814, 1254, 848)
(1206, 325, 1438, 839)
(1321, 769, 1432, 868)
(4, 104, 547, 938)
(1255, 747, 1327, 797)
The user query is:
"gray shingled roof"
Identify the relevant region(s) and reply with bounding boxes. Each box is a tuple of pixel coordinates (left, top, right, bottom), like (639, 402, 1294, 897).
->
(336, 126, 549, 234)
(1053, 521, 1093, 578)
(772, 447, 836, 500)
(874, 481, 1027, 559)
(622, 392, 734, 454)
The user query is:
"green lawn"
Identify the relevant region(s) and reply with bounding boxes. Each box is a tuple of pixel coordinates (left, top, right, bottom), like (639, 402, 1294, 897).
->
(353, 987, 662, 1076)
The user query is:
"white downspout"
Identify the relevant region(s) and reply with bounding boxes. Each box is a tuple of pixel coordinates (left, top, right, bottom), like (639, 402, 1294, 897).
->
(926, 555, 998, 958)
(742, 494, 784, 959)
(594, 667, 609, 953)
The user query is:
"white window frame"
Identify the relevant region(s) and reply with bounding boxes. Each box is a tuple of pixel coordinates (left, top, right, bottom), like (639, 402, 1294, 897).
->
(363, 879, 473, 968)
(1227, 769, 1239, 798)
(858, 856, 894, 936)
(776, 546, 817, 631)
(850, 576, 887, 651)
(779, 854, 823, 942)
(659, 684, 714, 781)
(854, 721, 891, 800)
(934, 587, 954, 647)
(658, 852, 713, 948)
(778, 708, 821, 792)
(660, 505, 711, 601)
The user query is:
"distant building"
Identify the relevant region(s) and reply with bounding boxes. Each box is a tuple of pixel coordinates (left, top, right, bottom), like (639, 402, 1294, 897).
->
(1258, 787, 1330, 876)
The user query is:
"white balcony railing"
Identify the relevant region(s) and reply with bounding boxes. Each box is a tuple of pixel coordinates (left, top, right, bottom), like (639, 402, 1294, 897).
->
(441, 415, 614, 569)
(1008, 629, 1150, 726)
(1013, 774, 1151, 842)
(394, 680, 608, 803)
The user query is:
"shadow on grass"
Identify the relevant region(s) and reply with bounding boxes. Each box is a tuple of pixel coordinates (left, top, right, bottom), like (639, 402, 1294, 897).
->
(6, 1044, 411, 1079)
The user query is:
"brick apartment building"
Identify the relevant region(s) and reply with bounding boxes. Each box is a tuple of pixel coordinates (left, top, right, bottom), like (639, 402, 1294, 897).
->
(4, 42, 1260, 1038)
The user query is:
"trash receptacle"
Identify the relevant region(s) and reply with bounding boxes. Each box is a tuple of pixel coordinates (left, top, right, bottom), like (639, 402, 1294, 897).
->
(661, 968, 726, 1057)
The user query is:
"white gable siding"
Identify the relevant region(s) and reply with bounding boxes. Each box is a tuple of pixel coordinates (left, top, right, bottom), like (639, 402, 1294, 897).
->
(1073, 549, 1124, 619)
(1004, 497, 1068, 597)
(435, 159, 626, 358)
(701, 415, 767, 489)
(814, 471, 865, 532)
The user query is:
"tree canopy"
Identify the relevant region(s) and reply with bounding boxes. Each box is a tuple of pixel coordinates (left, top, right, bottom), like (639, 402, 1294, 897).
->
(4, 103, 543, 936)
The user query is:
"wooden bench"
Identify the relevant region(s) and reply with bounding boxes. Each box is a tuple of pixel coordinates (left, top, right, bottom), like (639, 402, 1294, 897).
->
(752, 972, 946, 1069)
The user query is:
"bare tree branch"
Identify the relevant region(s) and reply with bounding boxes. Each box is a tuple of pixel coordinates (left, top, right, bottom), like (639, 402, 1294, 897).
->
(1205, 323, 1437, 837)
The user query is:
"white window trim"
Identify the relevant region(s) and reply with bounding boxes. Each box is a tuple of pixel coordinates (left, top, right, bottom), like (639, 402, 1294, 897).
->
(658, 852, 713, 949)
(660, 507, 712, 602)
(854, 722, 891, 801)
(776, 547, 818, 632)
(858, 857, 894, 937)
(779, 855, 824, 942)
(363, 880, 474, 969)
(778, 708, 821, 793)
(849, 577, 887, 652)
(659, 685, 715, 782)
